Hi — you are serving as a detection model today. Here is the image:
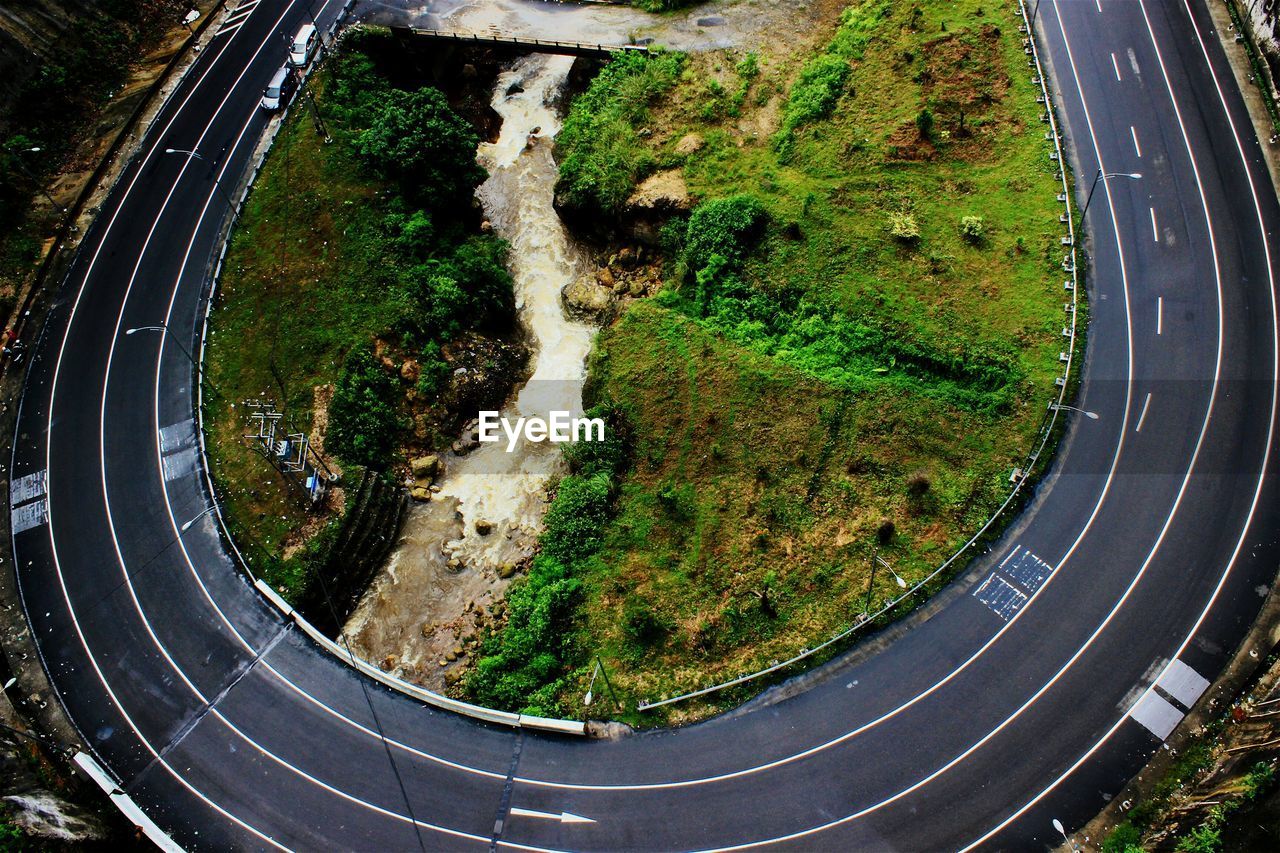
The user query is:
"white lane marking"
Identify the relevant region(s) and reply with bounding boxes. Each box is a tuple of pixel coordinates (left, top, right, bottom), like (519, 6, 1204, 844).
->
(508, 808, 594, 825)
(11, 500, 48, 535)
(214, 21, 245, 38)
(960, 0, 1279, 845)
(30, 0, 392, 846)
(1129, 688, 1182, 739)
(973, 574, 1028, 622)
(1158, 296, 1163, 334)
(10, 470, 47, 505)
(1157, 658, 1210, 709)
(1131, 125, 1143, 157)
(664, 0, 1235, 842)
(1128, 46, 1142, 76)
(1112, 51, 1122, 81)
(1136, 392, 1152, 433)
(1095, 0, 1102, 12)
(29, 8, 303, 846)
(1151, 206, 1159, 241)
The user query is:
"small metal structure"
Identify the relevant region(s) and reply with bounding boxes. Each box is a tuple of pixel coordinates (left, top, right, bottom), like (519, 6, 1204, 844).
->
(242, 399, 334, 504)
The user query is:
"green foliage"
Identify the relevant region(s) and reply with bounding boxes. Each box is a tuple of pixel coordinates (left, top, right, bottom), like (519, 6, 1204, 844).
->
(1102, 823, 1144, 853)
(623, 598, 675, 646)
(415, 342, 451, 397)
(915, 107, 935, 140)
(960, 214, 986, 244)
(685, 195, 769, 271)
(464, 405, 633, 713)
(326, 346, 403, 469)
(889, 211, 921, 243)
(556, 51, 686, 217)
(1243, 760, 1276, 801)
(775, 0, 892, 156)
(356, 87, 487, 207)
(1175, 824, 1222, 853)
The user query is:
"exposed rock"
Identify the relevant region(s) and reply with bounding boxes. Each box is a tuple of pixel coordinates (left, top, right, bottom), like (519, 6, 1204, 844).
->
(617, 246, 637, 267)
(626, 169, 692, 215)
(628, 280, 646, 297)
(400, 359, 420, 383)
(475, 520, 493, 536)
(562, 274, 618, 323)
(675, 133, 705, 155)
(410, 455, 440, 480)
(480, 219, 493, 234)
(410, 486, 431, 502)
(596, 266, 615, 288)
(498, 562, 518, 579)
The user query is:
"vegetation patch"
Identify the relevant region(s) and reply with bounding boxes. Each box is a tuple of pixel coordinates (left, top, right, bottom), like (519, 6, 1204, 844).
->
(465, 0, 1067, 723)
(205, 30, 519, 608)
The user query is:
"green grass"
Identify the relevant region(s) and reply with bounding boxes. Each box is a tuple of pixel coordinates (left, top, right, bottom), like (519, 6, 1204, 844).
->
(204, 32, 510, 599)
(527, 0, 1068, 723)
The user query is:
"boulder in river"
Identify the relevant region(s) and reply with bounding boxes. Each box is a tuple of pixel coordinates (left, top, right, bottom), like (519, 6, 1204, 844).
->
(475, 520, 493, 536)
(411, 455, 440, 480)
(562, 274, 618, 323)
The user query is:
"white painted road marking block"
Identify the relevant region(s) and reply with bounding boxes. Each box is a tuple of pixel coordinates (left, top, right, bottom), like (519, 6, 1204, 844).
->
(1129, 688, 1183, 740)
(10, 470, 47, 505)
(11, 499, 48, 535)
(1157, 658, 1210, 710)
(974, 574, 1028, 621)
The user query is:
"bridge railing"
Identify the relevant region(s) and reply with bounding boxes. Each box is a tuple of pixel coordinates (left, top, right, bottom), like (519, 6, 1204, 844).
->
(389, 26, 648, 57)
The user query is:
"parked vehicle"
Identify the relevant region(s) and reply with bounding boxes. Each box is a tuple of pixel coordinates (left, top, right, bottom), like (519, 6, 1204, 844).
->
(260, 65, 298, 111)
(288, 23, 318, 68)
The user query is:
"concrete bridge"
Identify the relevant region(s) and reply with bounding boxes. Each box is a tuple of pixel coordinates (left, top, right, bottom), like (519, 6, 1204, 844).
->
(388, 25, 648, 58)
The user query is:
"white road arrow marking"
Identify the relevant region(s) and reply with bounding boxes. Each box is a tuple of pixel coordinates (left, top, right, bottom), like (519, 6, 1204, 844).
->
(509, 807, 595, 825)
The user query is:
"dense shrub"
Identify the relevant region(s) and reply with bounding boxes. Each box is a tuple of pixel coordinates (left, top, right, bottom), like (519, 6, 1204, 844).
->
(556, 51, 685, 218)
(326, 347, 404, 469)
(356, 87, 487, 207)
(684, 195, 769, 271)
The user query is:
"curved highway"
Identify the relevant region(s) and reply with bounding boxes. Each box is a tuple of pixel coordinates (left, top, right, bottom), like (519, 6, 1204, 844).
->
(9, 0, 1280, 849)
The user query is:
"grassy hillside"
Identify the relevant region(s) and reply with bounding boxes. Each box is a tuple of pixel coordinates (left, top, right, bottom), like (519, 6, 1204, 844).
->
(478, 0, 1069, 723)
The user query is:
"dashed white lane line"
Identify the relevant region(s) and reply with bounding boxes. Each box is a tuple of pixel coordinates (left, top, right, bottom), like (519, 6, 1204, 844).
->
(1135, 391, 1152, 433)
(1128, 47, 1142, 77)
(1111, 51, 1122, 81)
(1131, 125, 1142, 157)
(1095, 0, 1102, 12)
(1157, 296, 1163, 334)
(1151, 206, 1159, 241)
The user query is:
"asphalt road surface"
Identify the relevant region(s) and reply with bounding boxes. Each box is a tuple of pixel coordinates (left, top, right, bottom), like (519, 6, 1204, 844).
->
(9, 0, 1280, 849)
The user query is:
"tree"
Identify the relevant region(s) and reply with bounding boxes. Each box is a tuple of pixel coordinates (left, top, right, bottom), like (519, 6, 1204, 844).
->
(327, 346, 403, 469)
(356, 87, 486, 207)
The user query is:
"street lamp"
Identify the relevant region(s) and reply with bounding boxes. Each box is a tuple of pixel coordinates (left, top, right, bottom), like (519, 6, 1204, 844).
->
(1079, 169, 1142, 226)
(1052, 818, 1079, 851)
(163, 148, 238, 212)
(6, 145, 65, 213)
(876, 553, 908, 589)
(1051, 403, 1099, 420)
(181, 504, 220, 532)
(124, 325, 218, 399)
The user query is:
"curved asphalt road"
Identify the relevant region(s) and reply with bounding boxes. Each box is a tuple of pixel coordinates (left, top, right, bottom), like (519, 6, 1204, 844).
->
(9, 0, 1280, 849)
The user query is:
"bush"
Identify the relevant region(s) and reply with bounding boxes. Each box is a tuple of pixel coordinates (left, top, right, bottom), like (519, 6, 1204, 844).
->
(889, 211, 920, 243)
(1175, 824, 1221, 853)
(327, 346, 403, 469)
(775, 54, 851, 155)
(541, 473, 616, 565)
(556, 51, 685, 217)
(915, 107, 935, 141)
(960, 215, 986, 244)
(356, 87, 486, 207)
(685, 195, 769, 271)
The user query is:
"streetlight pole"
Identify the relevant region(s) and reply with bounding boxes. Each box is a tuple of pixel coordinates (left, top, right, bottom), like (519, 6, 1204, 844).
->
(124, 324, 223, 401)
(1079, 169, 1142, 226)
(181, 504, 221, 532)
(163, 148, 238, 213)
(6, 146, 65, 213)
(864, 547, 881, 617)
(876, 553, 908, 589)
(1051, 403, 1099, 420)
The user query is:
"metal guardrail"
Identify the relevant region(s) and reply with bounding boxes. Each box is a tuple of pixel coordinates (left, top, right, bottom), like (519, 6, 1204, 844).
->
(637, 0, 1083, 711)
(388, 25, 648, 58)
